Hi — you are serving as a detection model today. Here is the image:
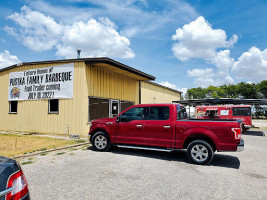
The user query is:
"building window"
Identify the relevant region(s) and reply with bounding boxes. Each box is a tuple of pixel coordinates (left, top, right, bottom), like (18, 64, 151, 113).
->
(9, 101, 18, 114)
(121, 101, 134, 113)
(49, 99, 59, 113)
(88, 97, 134, 121)
(89, 97, 110, 121)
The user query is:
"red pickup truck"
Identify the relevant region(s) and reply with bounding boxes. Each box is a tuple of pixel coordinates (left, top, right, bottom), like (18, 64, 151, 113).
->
(89, 104, 244, 165)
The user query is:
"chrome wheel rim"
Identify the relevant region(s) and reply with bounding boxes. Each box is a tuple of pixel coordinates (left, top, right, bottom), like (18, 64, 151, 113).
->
(94, 135, 107, 149)
(191, 144, 208, 162)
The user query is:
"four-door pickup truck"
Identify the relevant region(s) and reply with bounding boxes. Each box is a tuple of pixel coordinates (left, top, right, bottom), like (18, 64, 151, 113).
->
(89, 104, 244, 165)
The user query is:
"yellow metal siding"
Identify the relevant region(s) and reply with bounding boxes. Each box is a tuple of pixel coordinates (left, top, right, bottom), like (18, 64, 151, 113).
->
(141, 82, 181, 104)
(0, 62, 89, 136)
(0, 62, 139, 137)
(85, 65, 139, 103)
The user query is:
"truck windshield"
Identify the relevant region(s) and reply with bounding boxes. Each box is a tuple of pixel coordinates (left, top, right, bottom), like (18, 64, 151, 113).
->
(233, 107, 251, 116)
(177, 105, 187, 120)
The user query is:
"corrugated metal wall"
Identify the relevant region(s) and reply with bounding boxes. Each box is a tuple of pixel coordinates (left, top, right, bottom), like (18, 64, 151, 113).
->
(0, 62, 88, 136)
(0, 62, 139, 137)
(141, 82, 181, 104)
(85, 65, 139, 102)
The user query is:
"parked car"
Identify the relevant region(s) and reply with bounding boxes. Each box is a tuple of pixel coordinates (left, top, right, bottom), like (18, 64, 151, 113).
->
(0, 156, 30, 200)
(89, 104, 244, 165)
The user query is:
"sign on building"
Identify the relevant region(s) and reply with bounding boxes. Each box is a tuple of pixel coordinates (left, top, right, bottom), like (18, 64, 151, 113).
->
(8, 63, 74, 101)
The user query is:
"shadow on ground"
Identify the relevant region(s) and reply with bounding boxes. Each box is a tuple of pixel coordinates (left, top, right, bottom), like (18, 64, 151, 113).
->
(88, 146, 240, 169)
(243, 130, 265, 136)
(211, 154, 240, 169)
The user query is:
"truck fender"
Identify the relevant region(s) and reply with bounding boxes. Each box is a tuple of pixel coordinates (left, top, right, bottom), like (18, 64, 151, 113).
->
(90, 124, 113, 143)
(182, 128, 218, 150)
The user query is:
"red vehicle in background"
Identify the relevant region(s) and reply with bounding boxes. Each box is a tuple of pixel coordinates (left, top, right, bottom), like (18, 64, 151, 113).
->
(196, 105, 252, 130)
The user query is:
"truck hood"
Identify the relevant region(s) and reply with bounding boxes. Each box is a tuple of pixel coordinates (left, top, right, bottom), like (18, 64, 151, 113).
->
(91, 118, 114, 124)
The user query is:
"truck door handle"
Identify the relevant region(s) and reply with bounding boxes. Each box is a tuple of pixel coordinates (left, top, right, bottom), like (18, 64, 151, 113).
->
(163, 125, 171, 129)
(136, 125, 143, 128)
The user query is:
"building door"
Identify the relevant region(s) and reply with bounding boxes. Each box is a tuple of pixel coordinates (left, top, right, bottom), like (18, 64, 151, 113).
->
(110, 100, 120, 118)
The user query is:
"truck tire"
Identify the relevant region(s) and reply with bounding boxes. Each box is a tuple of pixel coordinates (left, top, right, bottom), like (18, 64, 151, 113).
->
(187, 140, 214, 165)
(92, 131, 111, 152)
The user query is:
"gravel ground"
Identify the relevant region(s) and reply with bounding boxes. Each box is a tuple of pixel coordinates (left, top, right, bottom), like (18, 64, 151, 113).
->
(22, 129, 267, 200)
(252, 119, 267, 129)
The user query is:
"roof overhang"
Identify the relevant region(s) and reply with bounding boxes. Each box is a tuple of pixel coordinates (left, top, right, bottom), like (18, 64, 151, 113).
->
(85, 58, 155, 81)
(0, 57, 155, 81)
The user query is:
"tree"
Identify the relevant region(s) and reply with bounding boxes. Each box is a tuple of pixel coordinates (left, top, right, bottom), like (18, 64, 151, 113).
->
(237, 82, 259, 99)
(258, 80, 267, 98)
(186, 87, 206, 99)
(185, 80, 267, 100)
(220, 84, 239, 98)
(206, 86, 225, 98)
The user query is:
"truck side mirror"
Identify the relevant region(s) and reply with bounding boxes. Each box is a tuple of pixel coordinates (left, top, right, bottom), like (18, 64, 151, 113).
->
(116, 116, 120, 122)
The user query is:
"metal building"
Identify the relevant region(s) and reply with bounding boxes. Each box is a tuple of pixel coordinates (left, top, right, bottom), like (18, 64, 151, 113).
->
(0, 58, 181, 137)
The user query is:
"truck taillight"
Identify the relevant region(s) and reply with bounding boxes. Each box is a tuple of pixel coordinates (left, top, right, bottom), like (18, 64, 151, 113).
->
(231, 128, 241, 139)
(6, 170, 29, 200)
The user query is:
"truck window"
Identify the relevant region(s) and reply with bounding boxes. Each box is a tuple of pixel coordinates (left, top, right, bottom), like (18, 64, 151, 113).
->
(144, 107, 170, 120)
(177, 105, 186, 120)
(120, 107, 144, 122)
(233, 107, 251, 116)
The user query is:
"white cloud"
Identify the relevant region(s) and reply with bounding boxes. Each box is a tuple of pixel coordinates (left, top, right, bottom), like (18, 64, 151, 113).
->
(0, 50, 21, 70)
(187, 68, 214, 77)
(7, 6, 63, 51)
(172, 16, 238, 61)
(158, 81, 177, 89)
(232, 47, 267, 82)
(172, 16, 236, 87)
(186, 50, 235, 88)
(5, 6, 134, 59)
(56, 19, 134, 58)
(158, 81, 188, 98)
(179, 87, 188, 98)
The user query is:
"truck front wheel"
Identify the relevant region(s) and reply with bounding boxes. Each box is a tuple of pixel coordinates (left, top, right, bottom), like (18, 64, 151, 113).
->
(187, 140, 214, 165)
(92, 131, 111, 152)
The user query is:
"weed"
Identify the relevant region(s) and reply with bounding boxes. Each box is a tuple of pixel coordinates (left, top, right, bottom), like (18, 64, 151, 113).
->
(21, 161, 33, 165)
(75, 139, 86, 143)
(56, 152, 65, 155)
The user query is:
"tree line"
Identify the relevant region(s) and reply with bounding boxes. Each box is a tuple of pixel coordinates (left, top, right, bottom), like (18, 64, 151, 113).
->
(186, 80, 267, 99)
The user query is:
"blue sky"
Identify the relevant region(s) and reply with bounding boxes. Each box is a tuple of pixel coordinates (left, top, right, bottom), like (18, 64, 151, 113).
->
(1, 0, 267, 94)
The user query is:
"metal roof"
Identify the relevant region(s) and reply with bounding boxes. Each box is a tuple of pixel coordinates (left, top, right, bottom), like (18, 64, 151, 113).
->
(0, 57, 155, 81)
(145, 81, 182, 93)
(172, 98, 267, 106)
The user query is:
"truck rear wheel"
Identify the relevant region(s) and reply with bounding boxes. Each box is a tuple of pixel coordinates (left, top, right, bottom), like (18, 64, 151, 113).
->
(92, 131, 111, 152)
(187, 140, 214, 165)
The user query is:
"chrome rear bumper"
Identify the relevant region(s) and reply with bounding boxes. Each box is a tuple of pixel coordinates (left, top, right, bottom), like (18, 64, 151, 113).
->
(237, 138, 244, 152)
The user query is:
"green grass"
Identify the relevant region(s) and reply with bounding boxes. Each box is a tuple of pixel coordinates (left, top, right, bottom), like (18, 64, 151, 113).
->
(21, 161, 33, 165)
(0, 133, 83, 157)
(56, 152, 65, 155)
(75, 139, 86, 143)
